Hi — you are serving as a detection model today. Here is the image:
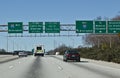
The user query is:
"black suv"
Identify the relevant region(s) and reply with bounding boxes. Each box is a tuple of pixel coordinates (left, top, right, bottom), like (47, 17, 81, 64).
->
(63, 50, 80, 62)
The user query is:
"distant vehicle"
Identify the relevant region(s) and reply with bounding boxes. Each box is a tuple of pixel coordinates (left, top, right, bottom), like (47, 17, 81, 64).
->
(44, 52, 49, 55)
(34, 45, 44, 56)
(63, 50, 80, 62)
(55, 52, 60, 55)
(13, 50, 20, 55)
(18, 51, 28, 57)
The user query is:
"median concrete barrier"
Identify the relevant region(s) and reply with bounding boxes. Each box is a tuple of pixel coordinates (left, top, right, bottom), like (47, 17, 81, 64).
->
(0, 55, 19, 63)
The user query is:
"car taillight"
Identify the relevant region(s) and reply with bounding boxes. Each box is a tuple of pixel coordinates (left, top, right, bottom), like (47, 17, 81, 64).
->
(75, 54, 80, 56)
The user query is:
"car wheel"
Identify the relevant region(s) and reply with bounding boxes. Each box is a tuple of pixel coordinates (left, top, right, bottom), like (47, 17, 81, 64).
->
(77, 59, 80, 62)
(65, 59, 67, 62)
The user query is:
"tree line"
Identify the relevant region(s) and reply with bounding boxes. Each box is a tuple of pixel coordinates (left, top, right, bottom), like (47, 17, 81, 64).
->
(48, 15, 120, 63)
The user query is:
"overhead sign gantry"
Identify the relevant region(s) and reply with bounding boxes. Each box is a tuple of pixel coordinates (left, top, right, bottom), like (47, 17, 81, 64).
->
(0, 20, 119, 37)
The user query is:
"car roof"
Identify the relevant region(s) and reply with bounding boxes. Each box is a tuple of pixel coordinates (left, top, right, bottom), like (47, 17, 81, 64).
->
(67, 50, 78, 53)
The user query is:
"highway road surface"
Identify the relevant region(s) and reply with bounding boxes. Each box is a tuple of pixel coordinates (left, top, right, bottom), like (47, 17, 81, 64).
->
(0, 55, 120, 78)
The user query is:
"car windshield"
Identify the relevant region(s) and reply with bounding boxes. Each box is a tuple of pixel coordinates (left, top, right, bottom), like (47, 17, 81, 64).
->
(68, 50, 79, 53)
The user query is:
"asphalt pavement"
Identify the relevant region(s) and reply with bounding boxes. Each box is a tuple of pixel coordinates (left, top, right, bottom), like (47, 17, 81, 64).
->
(0, 55, 120, 78)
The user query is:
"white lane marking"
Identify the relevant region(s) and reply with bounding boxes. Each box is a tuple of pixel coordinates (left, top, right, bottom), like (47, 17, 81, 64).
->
(58, 66, 62, 70)
(9, 66, 14, 69)
(57, 65, 63, 70)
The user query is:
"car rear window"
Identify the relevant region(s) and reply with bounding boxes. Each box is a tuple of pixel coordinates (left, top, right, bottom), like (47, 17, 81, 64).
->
(68, 50, 79, 54)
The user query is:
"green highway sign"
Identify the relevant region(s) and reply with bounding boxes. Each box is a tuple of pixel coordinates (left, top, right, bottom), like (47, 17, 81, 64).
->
(95, 21, 106, 33)
(108, 21, 120, 33)
(29, 22, 43, 33)
(8, 22, 23, 33)
(45, 22, 60, 33)
(76, 21, 93, 33)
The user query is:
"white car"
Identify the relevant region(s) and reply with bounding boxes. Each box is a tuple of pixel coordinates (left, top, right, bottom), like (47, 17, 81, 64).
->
(56, 52, 60, 55)
(18, 51, 27, 57)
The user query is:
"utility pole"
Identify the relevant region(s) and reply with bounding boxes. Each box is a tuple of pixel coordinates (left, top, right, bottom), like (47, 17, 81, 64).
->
(72, 38, 74, 48)
(54, 39, 56, 54)
(110, 36, 112, 48)
(98, 39, 100, 48)
(13, 40, 14, 52)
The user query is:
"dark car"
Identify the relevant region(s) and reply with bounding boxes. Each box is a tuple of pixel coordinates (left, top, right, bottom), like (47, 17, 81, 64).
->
(13, 50, 20, 55)
(63, 50, 80, 62)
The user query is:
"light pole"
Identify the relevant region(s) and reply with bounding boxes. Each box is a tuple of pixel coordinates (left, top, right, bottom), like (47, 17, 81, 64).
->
(68, 38, 74, 48)
(13, 40, 14, 52)
(7, 36, 8, 52)
(72, 38, 74, 48)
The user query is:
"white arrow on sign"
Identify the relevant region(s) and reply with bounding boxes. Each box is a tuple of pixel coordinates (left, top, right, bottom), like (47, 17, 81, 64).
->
(113, 31, 116, 33)
(99, 31, 102, 33)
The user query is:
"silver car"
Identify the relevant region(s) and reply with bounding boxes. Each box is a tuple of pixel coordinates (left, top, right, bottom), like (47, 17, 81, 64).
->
(18, 51, 28, 57)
